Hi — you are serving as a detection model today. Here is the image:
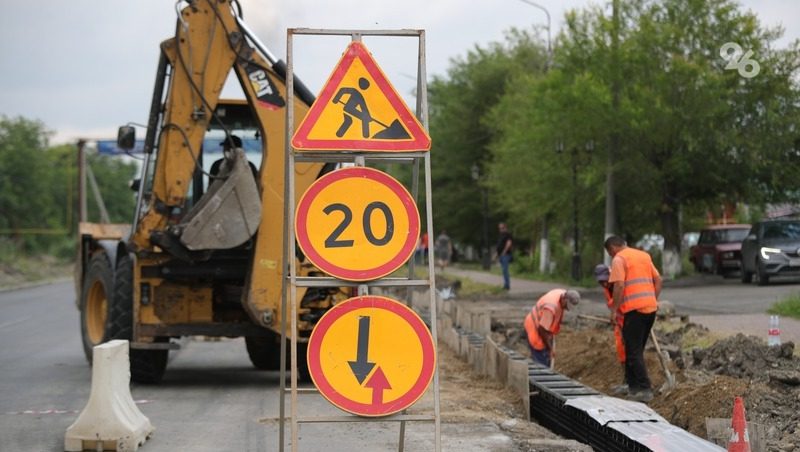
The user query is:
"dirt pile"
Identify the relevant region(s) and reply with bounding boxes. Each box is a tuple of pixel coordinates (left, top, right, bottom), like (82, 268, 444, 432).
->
(492, 317, 800, 451)
(692, 333, 799, 381)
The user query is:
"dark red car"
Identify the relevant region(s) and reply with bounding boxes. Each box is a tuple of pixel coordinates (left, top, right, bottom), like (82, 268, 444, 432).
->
(690, 224, 751, 277)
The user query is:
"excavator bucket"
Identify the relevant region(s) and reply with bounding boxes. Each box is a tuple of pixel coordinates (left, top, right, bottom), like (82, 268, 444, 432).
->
(179, 149, 261, 250)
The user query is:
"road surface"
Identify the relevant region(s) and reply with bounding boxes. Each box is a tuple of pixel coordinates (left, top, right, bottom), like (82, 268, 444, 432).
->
(0, 280, 553, 452)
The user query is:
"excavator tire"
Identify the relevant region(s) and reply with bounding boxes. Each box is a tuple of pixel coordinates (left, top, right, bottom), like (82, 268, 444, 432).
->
(111, 253, 168, 384)
(80, 252, 114, 363)
(245, 335, 281, 370)
(245, 335, 310, 380)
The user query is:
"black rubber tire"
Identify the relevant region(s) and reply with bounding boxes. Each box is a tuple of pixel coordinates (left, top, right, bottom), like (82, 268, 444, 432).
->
(740, 260, 752, 284)
(245, 335, 310, 380)
(756, 259, 770, 286)
(80, 252, 114, 363)
(111, 253, 168, 384)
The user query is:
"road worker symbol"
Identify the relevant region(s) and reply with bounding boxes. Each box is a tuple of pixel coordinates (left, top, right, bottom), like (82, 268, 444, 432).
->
(307, 295, 436, 417)
(332, 77, 409, 140)
(292, 41, 431, 151)
(295, 166, 420, 281)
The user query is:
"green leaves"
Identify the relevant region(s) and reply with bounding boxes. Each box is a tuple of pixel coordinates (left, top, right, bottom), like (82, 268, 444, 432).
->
(428, 0, 800, 275)
(0, 116, 136, 253)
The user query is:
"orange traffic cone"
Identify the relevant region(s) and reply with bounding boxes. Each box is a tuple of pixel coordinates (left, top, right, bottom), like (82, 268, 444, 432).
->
(727, 397, 751, 452)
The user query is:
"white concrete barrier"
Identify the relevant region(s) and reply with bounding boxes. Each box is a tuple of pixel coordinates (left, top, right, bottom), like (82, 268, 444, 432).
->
(65, 340, 154, 452)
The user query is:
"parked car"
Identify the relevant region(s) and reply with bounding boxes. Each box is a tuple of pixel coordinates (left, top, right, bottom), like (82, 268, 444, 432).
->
(689, 224, 751, 277)
(740, 219, 800, 285)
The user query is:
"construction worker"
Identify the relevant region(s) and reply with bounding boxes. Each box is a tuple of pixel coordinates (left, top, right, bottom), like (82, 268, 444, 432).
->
(523, 289, 580, 367)
(594, 263, 627, 395)
(604, 236, 662, 403)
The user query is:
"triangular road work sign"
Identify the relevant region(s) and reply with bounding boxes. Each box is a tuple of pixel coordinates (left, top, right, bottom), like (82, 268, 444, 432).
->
(292, 41, 431, 152)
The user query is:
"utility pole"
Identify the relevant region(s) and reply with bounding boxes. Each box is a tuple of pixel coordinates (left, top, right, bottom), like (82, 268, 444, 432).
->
(604, 0, 620, 265)
(514, 0, 554, 273)
(77, 139, 87, 223)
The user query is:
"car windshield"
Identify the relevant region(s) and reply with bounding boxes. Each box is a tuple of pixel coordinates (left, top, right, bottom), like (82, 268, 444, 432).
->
(698, 228, 750, 244)
(762, 222, 800, 240)
(719, 228, 749, 243)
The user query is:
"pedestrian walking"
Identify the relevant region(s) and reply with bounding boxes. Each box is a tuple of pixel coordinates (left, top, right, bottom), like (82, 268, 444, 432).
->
(604, 236, 662, 403)
(495, 222, 513, 290)
(421, 232, 429, 264)
(523, 289, 580, 367)
(594, 263, 628, 395)
(435, 230, 453, 272)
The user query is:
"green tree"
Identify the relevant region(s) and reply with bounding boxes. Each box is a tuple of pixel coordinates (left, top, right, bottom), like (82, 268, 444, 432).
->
(0, 116, 57, 249)
(426, 29, 548, 255)
(485, 0, 800, 276)
(0, 116, 137, 255)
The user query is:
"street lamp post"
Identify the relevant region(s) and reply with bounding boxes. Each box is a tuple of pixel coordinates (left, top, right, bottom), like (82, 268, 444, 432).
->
(516, 0, 552, 65)
(571, 146, 581, 281)
(558, 141, 593, 281)
(472, 164, 491, 270)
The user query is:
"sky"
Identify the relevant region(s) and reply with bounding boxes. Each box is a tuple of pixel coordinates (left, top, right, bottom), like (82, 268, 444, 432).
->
(1, 0, 798, 145)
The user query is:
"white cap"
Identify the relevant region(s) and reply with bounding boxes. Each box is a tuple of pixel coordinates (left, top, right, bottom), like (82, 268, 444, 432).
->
(564, 290, 580, 307)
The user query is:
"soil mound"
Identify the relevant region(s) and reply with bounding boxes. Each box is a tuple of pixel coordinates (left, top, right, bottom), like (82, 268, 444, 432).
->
(692, 333, 798, 381)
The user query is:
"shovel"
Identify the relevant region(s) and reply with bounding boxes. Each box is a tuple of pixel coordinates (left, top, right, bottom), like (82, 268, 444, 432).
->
(579, 314, 676, 391)
(650, 330, 676, 392)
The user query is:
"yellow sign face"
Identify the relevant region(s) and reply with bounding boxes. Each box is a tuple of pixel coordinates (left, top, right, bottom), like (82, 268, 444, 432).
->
(295, 167, 419, 281)
(307, 296, 436, 417)
(291, 41, 431, 151)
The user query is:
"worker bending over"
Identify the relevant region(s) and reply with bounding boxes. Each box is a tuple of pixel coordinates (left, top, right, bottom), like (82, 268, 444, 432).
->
(524, 289, 580, 367)
(604, 236, 662, 403)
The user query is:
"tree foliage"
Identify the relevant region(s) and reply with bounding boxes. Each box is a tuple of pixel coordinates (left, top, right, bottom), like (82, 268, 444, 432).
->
(0, 116, 136, 255)
(428, 0, 800, 276)
(426, 29, 548, 252)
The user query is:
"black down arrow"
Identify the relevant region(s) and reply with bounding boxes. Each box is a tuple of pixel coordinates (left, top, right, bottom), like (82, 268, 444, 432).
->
(348, 316, 375, 384)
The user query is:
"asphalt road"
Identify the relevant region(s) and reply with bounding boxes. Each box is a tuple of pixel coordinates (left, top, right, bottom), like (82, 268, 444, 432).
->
(444, 267, 800, 315)
(0, 281, 528, 452)
(654, 273, 799, 315)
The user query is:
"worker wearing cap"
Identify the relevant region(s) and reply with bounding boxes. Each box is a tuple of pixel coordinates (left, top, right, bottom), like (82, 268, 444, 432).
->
(210, 134, 257, 181)
(594, 263, 628, 395)
(523, 289, 580, 367)
(210, 135, 243, 177)
(604, 236, 662, 402)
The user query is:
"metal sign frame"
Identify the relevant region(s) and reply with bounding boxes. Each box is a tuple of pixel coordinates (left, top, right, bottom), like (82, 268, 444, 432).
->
(279, 29, 441, 452)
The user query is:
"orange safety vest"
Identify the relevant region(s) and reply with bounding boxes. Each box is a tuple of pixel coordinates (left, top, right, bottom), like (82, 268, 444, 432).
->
(616, 247, 658, 314)
(524, 289, 565, 351)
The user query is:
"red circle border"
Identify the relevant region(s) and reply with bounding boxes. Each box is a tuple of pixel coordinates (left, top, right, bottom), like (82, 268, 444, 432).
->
(307, 296, 436, 417)
(295, 167, 420, 281)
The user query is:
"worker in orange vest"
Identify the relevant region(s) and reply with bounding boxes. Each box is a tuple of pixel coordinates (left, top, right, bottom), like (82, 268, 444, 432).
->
(523, 289, 580, 367)
(604, 236, 662, 403)
(594, 263, 628, 395)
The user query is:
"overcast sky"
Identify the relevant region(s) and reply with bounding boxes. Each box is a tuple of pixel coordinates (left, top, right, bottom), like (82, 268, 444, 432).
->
(1, 0, 797, 145)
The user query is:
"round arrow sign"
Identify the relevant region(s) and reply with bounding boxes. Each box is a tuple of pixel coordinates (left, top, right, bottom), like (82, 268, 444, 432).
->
(307, 295, 436, 417)
(295, 167, 420, 281)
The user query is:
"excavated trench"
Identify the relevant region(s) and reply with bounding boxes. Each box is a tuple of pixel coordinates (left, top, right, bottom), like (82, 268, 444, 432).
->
(491, 314, 800, 451)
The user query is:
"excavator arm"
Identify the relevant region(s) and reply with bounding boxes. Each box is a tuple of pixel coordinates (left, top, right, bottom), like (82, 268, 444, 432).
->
(128, 0, 336, 336)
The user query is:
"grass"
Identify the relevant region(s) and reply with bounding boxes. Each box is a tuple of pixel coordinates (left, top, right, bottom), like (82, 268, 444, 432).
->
(769, 293, 800, 320)
(447, 274, 506, 297)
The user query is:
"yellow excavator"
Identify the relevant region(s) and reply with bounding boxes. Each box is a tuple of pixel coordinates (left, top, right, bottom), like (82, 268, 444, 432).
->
(75, 0, 347, 383)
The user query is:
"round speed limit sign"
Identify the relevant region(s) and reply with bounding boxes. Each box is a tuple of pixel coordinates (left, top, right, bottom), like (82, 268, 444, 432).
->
(295, 167, 420, 281)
